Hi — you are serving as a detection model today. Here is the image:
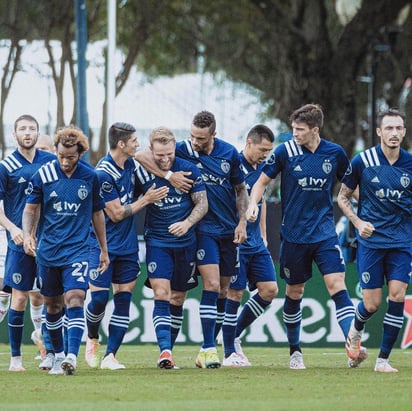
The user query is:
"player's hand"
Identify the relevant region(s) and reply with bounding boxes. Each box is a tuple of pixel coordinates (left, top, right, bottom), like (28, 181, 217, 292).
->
(356, 220, 375, 238)
(23, 235, 36, 257)
(169, 171, 193, 193)
(10, 226, 24, 246)
(97, 252, 110, 273)
(145, 183, 169, 203)
(168, 220, 190, 237)
(245, 204, 259, 222)
(233, 220, 247, 244)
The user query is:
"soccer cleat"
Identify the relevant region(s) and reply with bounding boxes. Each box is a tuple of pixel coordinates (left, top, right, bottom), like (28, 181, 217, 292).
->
(85, 337, 101, 368)
(196, 348, 221, 369)
(100, 353, 126, 370)
(157, 350, 175, 369)
(31, 329, 46, 359)
(48, 357, 64, 375)
(9, 356, 25, 372)
(289, 351, 306, 370)
(222, 352, 250, 367)
(39, 353, 55, 370)
(345, 320, 362, 360)
(374, 358, 398, 373)
(61, 356, 76, 376)
(234, 337, 251, 366)
(348, 346, 368, 368)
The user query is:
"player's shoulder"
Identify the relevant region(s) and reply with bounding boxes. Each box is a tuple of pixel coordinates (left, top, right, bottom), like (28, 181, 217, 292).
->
(36, 149, 56, 163)
(0, 150, 23, 172)
(173, 156, 200, 173)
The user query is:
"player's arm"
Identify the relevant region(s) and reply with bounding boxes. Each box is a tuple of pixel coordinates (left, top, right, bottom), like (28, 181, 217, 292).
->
(246, 172, 271, 222)
(337, 183, 374, 238)
(168, 189, 208, 237)
(135, 149, 193, 193)
(260, 199, 268, 247)
(233, 181, 248, 244)
(92, 210, 110, 273)
(0, 200, 24, 246)
(104, 183, 169, 223)
(22, 202, 40, 256)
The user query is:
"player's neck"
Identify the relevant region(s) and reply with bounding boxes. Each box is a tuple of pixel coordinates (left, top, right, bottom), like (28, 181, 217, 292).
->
(17, 146, 36, 162)
(110, 150, 128, 169)
(303, 135, 321, 153)
(381, 144, 400, 165)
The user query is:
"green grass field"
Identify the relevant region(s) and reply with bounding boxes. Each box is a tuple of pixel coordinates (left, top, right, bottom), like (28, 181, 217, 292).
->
(1, 344, 412, 410)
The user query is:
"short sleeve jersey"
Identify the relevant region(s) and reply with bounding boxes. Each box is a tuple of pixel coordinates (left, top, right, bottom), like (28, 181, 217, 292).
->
(93, 154, 138, 255)
(239, 152, 267, 254)
(0, 149, 55, 252)
(176, 138, 244, 236)
(26, 159, 105, 266)
(263, 138, 350, 244)
(341, 145, 412, 248)
(135, 157, 205, 248)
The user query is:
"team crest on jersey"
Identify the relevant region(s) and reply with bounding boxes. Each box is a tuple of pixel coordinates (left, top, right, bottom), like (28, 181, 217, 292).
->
(89, 269, 99, 281)
(322, 160, 332, 174)
(266, 153, 275, 165)
(78, 185, 89, 200)
(12, 273, 22, 285)
(147, 262, 157, 273)
(361, 271, 370, 284)
(400, 174, 410, 188)
(221, 160, 230, 174)
(102, 181, 113, 193)
(197, 249, 205, 261)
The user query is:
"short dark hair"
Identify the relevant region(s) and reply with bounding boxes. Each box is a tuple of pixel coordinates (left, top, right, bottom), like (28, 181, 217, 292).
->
(14, 114, 39, 132)
(108, 122, 136, 149)
(376, 108, 406, 128)
(247, 124, 275, 143)
(192, 111, 216, 134)
(289, 103, 324, 129)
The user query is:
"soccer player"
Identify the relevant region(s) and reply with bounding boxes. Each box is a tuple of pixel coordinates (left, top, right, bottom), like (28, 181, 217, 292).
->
(246, 104, 359, 369)
(135, 126, 208, 368)
(136, 111, 248, 368)
(338, 108, 412, 373)
(222, 124, 278, 366)
(22, 125, 109, 376)
(0, 114, 55, 371)
(85, 122, 168, 370)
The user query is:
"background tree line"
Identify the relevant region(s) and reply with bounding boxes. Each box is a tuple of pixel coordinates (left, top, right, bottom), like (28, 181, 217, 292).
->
(0, 0, 411, 162)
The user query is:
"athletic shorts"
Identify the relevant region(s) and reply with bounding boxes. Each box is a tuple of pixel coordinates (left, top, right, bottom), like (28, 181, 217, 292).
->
(279, 236, 345, 285)
(196, 233, 239, 277)
(357, 243, 412, 289)
(37, 261, 89, 297)
(3, 247, 38, 292)
(89, 246, 140, 288)
(231, 250, 277, 291)
(146, 243, 198, 292)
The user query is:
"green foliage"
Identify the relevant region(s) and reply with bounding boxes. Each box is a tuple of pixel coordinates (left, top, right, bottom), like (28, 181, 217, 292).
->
(1, 344, 412, 410)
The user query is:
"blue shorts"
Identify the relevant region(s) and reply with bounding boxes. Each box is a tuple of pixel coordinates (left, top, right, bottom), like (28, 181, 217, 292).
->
(196, 233, 239, 277)
(231, 249, 277, 291)
(3, 248, 38, 292)
(146, 243, 198, 292)
(89, 247, 140, 288)
(37, 261, 89, 297)
(357, 243, 412, 289)
(279, 236, 345, 285)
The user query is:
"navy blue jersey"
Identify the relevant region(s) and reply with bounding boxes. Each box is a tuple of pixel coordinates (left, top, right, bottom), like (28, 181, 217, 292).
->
(263, 139, 350, 244)
(0, 149, 55, 252)
(92, 154, 139, 255)
(176, 138, 244, 236)
(26, 159, 105, 266)
(342, 145, 412, 248)
(135, 157, 205, 248)
(239, 152, 267, 254)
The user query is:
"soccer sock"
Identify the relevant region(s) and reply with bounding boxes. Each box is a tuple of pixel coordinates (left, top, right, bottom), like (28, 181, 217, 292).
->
(41, 305, 53, 353)
(170, 303, 183, 348)
(379, 300, 404, 358)
(214, 297, 227, 339)
(199, 290, 218, 349)
(222, 299, 240, 356)
(63, 311, 68, 355)
(86, 289, 109, 339)
(8, 308, 25, 357)
(331, 289, 355, 338)
(66, 306, 85, 357)
(283, 295, 302, 354)
(46, 311, 64, 353)
(236, 293, 271, 338)
(106, 292, 132, 356)
(152, 299, 171, 353)
(354, 301, 375, 331)
(30, 303, 43, 331)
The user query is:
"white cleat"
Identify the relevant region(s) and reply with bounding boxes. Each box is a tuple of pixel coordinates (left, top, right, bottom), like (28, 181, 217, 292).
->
(222, 352, 250, 367)
(100, 353, 126, 370)
(289, 351, 306, 370)
(374, 358, 398, 373)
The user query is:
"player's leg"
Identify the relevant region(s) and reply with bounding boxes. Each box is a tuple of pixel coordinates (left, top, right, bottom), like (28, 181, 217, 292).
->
(170, 293, 184, 349)
(0, 229, 10, 323)
(29, 290, 46, 359)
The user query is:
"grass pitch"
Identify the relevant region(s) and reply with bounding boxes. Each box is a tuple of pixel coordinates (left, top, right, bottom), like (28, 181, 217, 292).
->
(1, 344, 412, 410)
